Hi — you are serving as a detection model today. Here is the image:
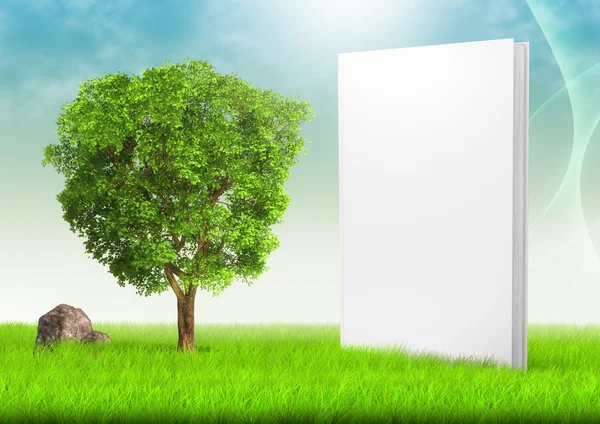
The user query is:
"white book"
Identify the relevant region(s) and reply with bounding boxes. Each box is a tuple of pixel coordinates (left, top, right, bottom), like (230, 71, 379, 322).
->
(338, 38, 529, 369)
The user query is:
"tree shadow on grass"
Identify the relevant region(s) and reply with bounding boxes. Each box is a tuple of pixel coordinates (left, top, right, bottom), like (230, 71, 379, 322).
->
(32, 340, 215, 357)
(120, 342, 215, 355)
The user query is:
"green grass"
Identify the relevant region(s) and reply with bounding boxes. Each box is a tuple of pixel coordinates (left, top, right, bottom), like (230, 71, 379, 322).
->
(1, 323, 600, 423)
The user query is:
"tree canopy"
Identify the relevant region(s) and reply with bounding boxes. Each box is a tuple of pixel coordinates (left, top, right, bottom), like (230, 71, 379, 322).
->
(42, 59, 314, 301)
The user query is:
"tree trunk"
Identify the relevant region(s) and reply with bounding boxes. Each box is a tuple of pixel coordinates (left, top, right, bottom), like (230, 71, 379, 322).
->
(164, 265, 198, 353)
(176, 294, 196, 352)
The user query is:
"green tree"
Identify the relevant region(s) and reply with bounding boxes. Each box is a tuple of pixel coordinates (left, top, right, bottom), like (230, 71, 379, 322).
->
(42, 59, 314, 352)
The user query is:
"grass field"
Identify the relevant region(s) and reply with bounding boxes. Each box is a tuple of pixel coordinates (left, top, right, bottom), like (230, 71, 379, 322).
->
(1, 322, 600, 423)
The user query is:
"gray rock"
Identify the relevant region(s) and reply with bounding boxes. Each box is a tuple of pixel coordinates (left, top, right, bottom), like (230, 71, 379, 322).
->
(34, 304, 111, 350)
(82, 330, 112, 343)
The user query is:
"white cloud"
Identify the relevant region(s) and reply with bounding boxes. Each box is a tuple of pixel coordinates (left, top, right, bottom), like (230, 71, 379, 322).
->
(0, 8, 7, 31)
(525, 0, 600, 85)
(57, 0, 147, 72)
(62, 0, 97, 12)
(0, 62, 103, 133)
(0, 8, 11, 59)
(6, 0, 57, 12)
(6, 0, 145, 71)
(0, 0, 154, 128)
(0, 13, 162, 148)
(578, 0, 600, 20)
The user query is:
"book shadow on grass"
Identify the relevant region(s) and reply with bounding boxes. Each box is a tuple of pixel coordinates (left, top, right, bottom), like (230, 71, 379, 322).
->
(342, 344, 515, 371)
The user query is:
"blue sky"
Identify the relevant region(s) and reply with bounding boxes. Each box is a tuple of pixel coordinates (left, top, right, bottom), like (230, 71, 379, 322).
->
(1, 0, 600, 325)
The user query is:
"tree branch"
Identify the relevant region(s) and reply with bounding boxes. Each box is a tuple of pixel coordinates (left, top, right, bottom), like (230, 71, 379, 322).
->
(106, 176, 128, 194)
(164, 265, 184, 299)
(198, 228, 207, 257)
(166, 262, 184, 277)
(159, 149, 169, 170)
(215, 238, 226, 256)
(176, 235, 186, 252)
(210, 178, 232, 206)
(203, 236, 210, 257)
(125, 134, 137, 151)
(186, 282, 197, 298)
(272, 122, 290, 144)
(195, 177, 231, 260)
(142, 161, 153, 178)
(106, 145, 121, 167)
